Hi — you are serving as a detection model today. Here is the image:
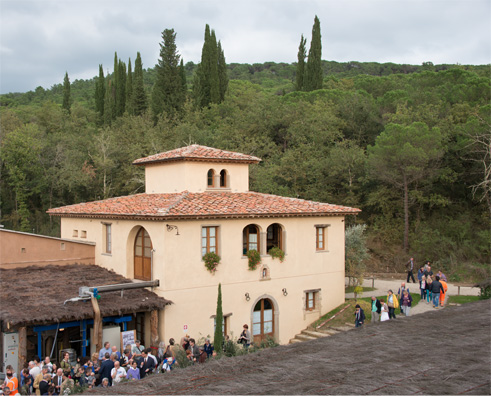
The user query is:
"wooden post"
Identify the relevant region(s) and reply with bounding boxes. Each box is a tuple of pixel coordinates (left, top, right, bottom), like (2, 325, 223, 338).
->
(18, 326, 27, 373)
(150, 310, 159, 348)
(91, 297, 103, 353)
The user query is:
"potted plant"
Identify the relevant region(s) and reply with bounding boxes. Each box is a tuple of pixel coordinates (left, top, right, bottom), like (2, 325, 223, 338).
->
(203, 252, 221, 274)
(246, 249, 261, 271)
(268, 247, 285, 262)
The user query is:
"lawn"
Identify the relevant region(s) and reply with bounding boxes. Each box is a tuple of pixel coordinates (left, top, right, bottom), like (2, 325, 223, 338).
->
(448, 295, 481, 304)
(345, 286, 376, 293)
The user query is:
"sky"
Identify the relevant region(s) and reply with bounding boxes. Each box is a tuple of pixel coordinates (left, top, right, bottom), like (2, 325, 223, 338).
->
(0, 0, 490, 94)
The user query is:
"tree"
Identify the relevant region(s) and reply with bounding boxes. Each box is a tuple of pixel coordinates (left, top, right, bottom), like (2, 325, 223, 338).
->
(213, 283, 224, 354)
(62, 72, 71, 113)
(116, 60, 126, 117)
(125, 58, 133, 115)
(345, 224, 370, 298)
(151, 28, 185, 120)
(132, 52, 147, 116)
(295, 34, 307, 91)
(304, 16, 323, 91)
(217, 41, 228, 102)
(367, 122, 444, 251)
(95, 65, 105, 121)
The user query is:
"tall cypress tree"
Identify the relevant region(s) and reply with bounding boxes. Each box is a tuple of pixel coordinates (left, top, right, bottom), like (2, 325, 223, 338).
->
(95, 65, 105, 120)
(117, 59, 126, 116)
(132, 52, 147, 116)
(126, 58, 133, 115)
(304, 15, 323, 91)
(151, 28, 185, 120)
(213, 283, 224, 354)
(179, 58, 187, 94)
(62, 72, 71, 113)
(295, 34, 307, 91)
(193, 24, 227, 108)
(103, 79, 114, 125)
(111, 52, 118, 119)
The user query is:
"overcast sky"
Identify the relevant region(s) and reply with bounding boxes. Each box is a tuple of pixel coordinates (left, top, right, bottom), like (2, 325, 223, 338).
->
(0, 0, 490, 94)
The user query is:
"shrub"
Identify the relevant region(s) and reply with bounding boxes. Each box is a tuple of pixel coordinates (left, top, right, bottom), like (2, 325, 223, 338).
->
(268, 247, 285, 262)
(247, 249, 261, 270)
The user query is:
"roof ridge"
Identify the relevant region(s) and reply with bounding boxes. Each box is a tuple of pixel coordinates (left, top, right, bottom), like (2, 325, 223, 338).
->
(160, 190, 190, 215)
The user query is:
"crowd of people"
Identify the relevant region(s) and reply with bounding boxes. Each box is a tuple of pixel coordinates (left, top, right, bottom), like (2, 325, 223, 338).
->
(1, 324, 252, 395)
(354, 260, 449, 327)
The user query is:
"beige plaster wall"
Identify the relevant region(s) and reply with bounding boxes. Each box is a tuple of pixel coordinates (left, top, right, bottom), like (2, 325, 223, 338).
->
(60, 215, 346, 345)
(0, 229, 95, 268)
(144, 161, 250, 193)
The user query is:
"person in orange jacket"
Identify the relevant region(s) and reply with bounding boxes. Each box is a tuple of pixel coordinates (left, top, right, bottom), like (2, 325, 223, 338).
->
(2, 365, 19, 395)
(439, 279, 448, 306)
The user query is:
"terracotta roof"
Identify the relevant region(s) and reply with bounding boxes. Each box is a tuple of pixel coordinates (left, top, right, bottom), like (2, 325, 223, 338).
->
(0, 264, 171, 327)
(133, 145, 261, 165)
(48, 191, 360, 220)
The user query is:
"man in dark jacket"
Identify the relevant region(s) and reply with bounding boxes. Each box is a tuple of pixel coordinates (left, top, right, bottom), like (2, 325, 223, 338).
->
(98, 353, 114, 386)
(406, 257, 416, 283)
(355, 304, 365, 328)
(370, 296, 382, 323)
(430, 275, 445, 308)
(139, 351, 154, 378)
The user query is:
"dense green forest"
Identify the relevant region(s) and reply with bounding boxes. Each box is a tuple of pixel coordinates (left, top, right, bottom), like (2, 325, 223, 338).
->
(1, 57, 490, 281)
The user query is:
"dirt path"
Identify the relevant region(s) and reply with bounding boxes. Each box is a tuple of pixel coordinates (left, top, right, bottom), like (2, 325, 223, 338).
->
(90, 300, 491, 395)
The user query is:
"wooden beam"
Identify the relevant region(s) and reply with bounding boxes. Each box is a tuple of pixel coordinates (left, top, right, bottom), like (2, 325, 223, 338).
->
(150, 310, 159, 348)
(91, 297, 102, 353)
(18, 326, 27, 372)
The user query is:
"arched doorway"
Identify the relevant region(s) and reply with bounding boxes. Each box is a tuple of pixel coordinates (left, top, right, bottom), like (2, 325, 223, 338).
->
(134, 227, 152, 280)
(252, 298, 274, 343)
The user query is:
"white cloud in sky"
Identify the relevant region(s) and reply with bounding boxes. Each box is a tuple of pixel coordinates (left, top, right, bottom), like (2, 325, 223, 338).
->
(0, 0, 489, 93)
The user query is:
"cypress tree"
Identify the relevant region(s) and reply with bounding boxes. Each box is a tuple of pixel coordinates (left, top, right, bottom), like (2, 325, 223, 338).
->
(208, 30, 220, 104)
(132, 52, 147, 116)
(179, 59, 187, 94)
(62, 72, 71, 113)
(213, 283, 224, 354)
(295, 35, 307, 91)
(95, 65, 105, 120)
(117, 59, 126, 116)
(111, 52, 118, 119)
(126, 58, 133, 115)
(304, 15, 323, 91)
(103, 79, 113, 126)
(151, 28, 185, 120)
(217, 41, 228, 102)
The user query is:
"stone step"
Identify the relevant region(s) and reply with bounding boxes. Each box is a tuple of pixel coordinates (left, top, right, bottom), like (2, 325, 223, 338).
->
(301, 330, 330, 338)
(294, 334, 317, 342)
(289, 338, 303, 344)
(330, 325, 354, 332)
(315, 328, 340, 335)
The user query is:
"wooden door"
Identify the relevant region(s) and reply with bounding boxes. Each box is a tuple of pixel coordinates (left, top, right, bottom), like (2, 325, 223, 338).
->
(252, 298, 274, 343)
(134, 227, 152, 280)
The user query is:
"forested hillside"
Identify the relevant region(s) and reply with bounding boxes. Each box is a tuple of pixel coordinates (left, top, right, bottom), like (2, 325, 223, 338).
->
(1, 60, 489, 281)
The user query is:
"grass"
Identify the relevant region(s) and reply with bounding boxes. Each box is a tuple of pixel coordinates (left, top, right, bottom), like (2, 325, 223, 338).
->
(345, 286, 376, 293)
(448, 295, 480, 304)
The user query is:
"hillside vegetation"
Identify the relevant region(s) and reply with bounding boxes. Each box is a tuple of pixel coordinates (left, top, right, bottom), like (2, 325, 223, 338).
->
(1, 60, 490, 282)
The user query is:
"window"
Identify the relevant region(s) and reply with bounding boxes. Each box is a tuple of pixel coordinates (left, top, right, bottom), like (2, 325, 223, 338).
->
(207, 169, 215, 187)
(72, 229, 78, 237)
(219, 170, 227, 188)
(21, 248, 26, 253)
(315, 225, 329, 251)
(213, 315, 229, 337)
(202, 226, 218, 256)
(81, 230, 87, 238)
(60, 243, 65, 251)
(243, 225, 259, 255)
(306, 292, 316, 311)
(266, 223, 283, 253)
(103, 223, 112, 254)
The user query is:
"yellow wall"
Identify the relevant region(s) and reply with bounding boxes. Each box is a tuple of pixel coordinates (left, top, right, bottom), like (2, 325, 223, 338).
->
(144, 161, 250, 193)
(60, 215, 345, 344)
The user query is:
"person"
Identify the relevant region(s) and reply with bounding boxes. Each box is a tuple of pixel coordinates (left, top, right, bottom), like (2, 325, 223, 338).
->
(43, 357, 53, 374)
(76, 366, 87, 387)
(354, 304, 365, 327)
(188, 339, 200, 363)
(90, 352, 100, 375)
(417, 266, 425, 290)
(33, 366, 50, 396)
(157, 341, 166, 364)
(98, 342, 112, 361)
(52, 368, 64, 395)
(139, 350, 154, 378)
(387, 290, 399, 319)
(430, 275, 445, 308)
(131, 340, 145, 364)
(121, 349, 132, 368)
(380, 299, 389, 322)
(426, 276, 433, 303)
(400, 290, 413, 316)
(370, 296, 381, 323)
(126, 360, 140, 380)
(437, 270, 447, 282)
(110, 345, 121, 360)
(98, 353, 114, 387)
(238, 324, 251, 347)
(167, 338, 179, 358)
(439, 278, 448, 307)
(2, 365, 19, 395)
(38, 375, 51, 396)
(198, 347, 207, 363)
(405, 257, 416, 283)
(20, 368, 33, 395)
(98, 378, 110, 388)
(86, 370, 96, 389)
(145, 348, 158, 369)
(161, 356, 174, 373)
(420, 275, 427, 300)
(397, 282, 410, 314)
(59, 353, 71, 374)
(180, 335, 190, 351)
(203, 338, 214, 358)
(110, 361, 126, 385)
(29, 358, 41, 380)
(424, 262, 434, 278)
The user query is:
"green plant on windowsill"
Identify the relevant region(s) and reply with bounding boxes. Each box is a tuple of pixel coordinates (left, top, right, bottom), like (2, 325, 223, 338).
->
(247, 249, 261, 270)
(203, 252, 221, 274)
(268, 247, 285, 262)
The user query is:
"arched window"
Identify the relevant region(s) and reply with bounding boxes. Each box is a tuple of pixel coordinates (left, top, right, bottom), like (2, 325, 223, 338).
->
(207, 169, 215, 188)
(243, 224, 260, 255)
(219, 169, 227, 188)
(134, 227, 152, 281)
(267, 223, 283, 253)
